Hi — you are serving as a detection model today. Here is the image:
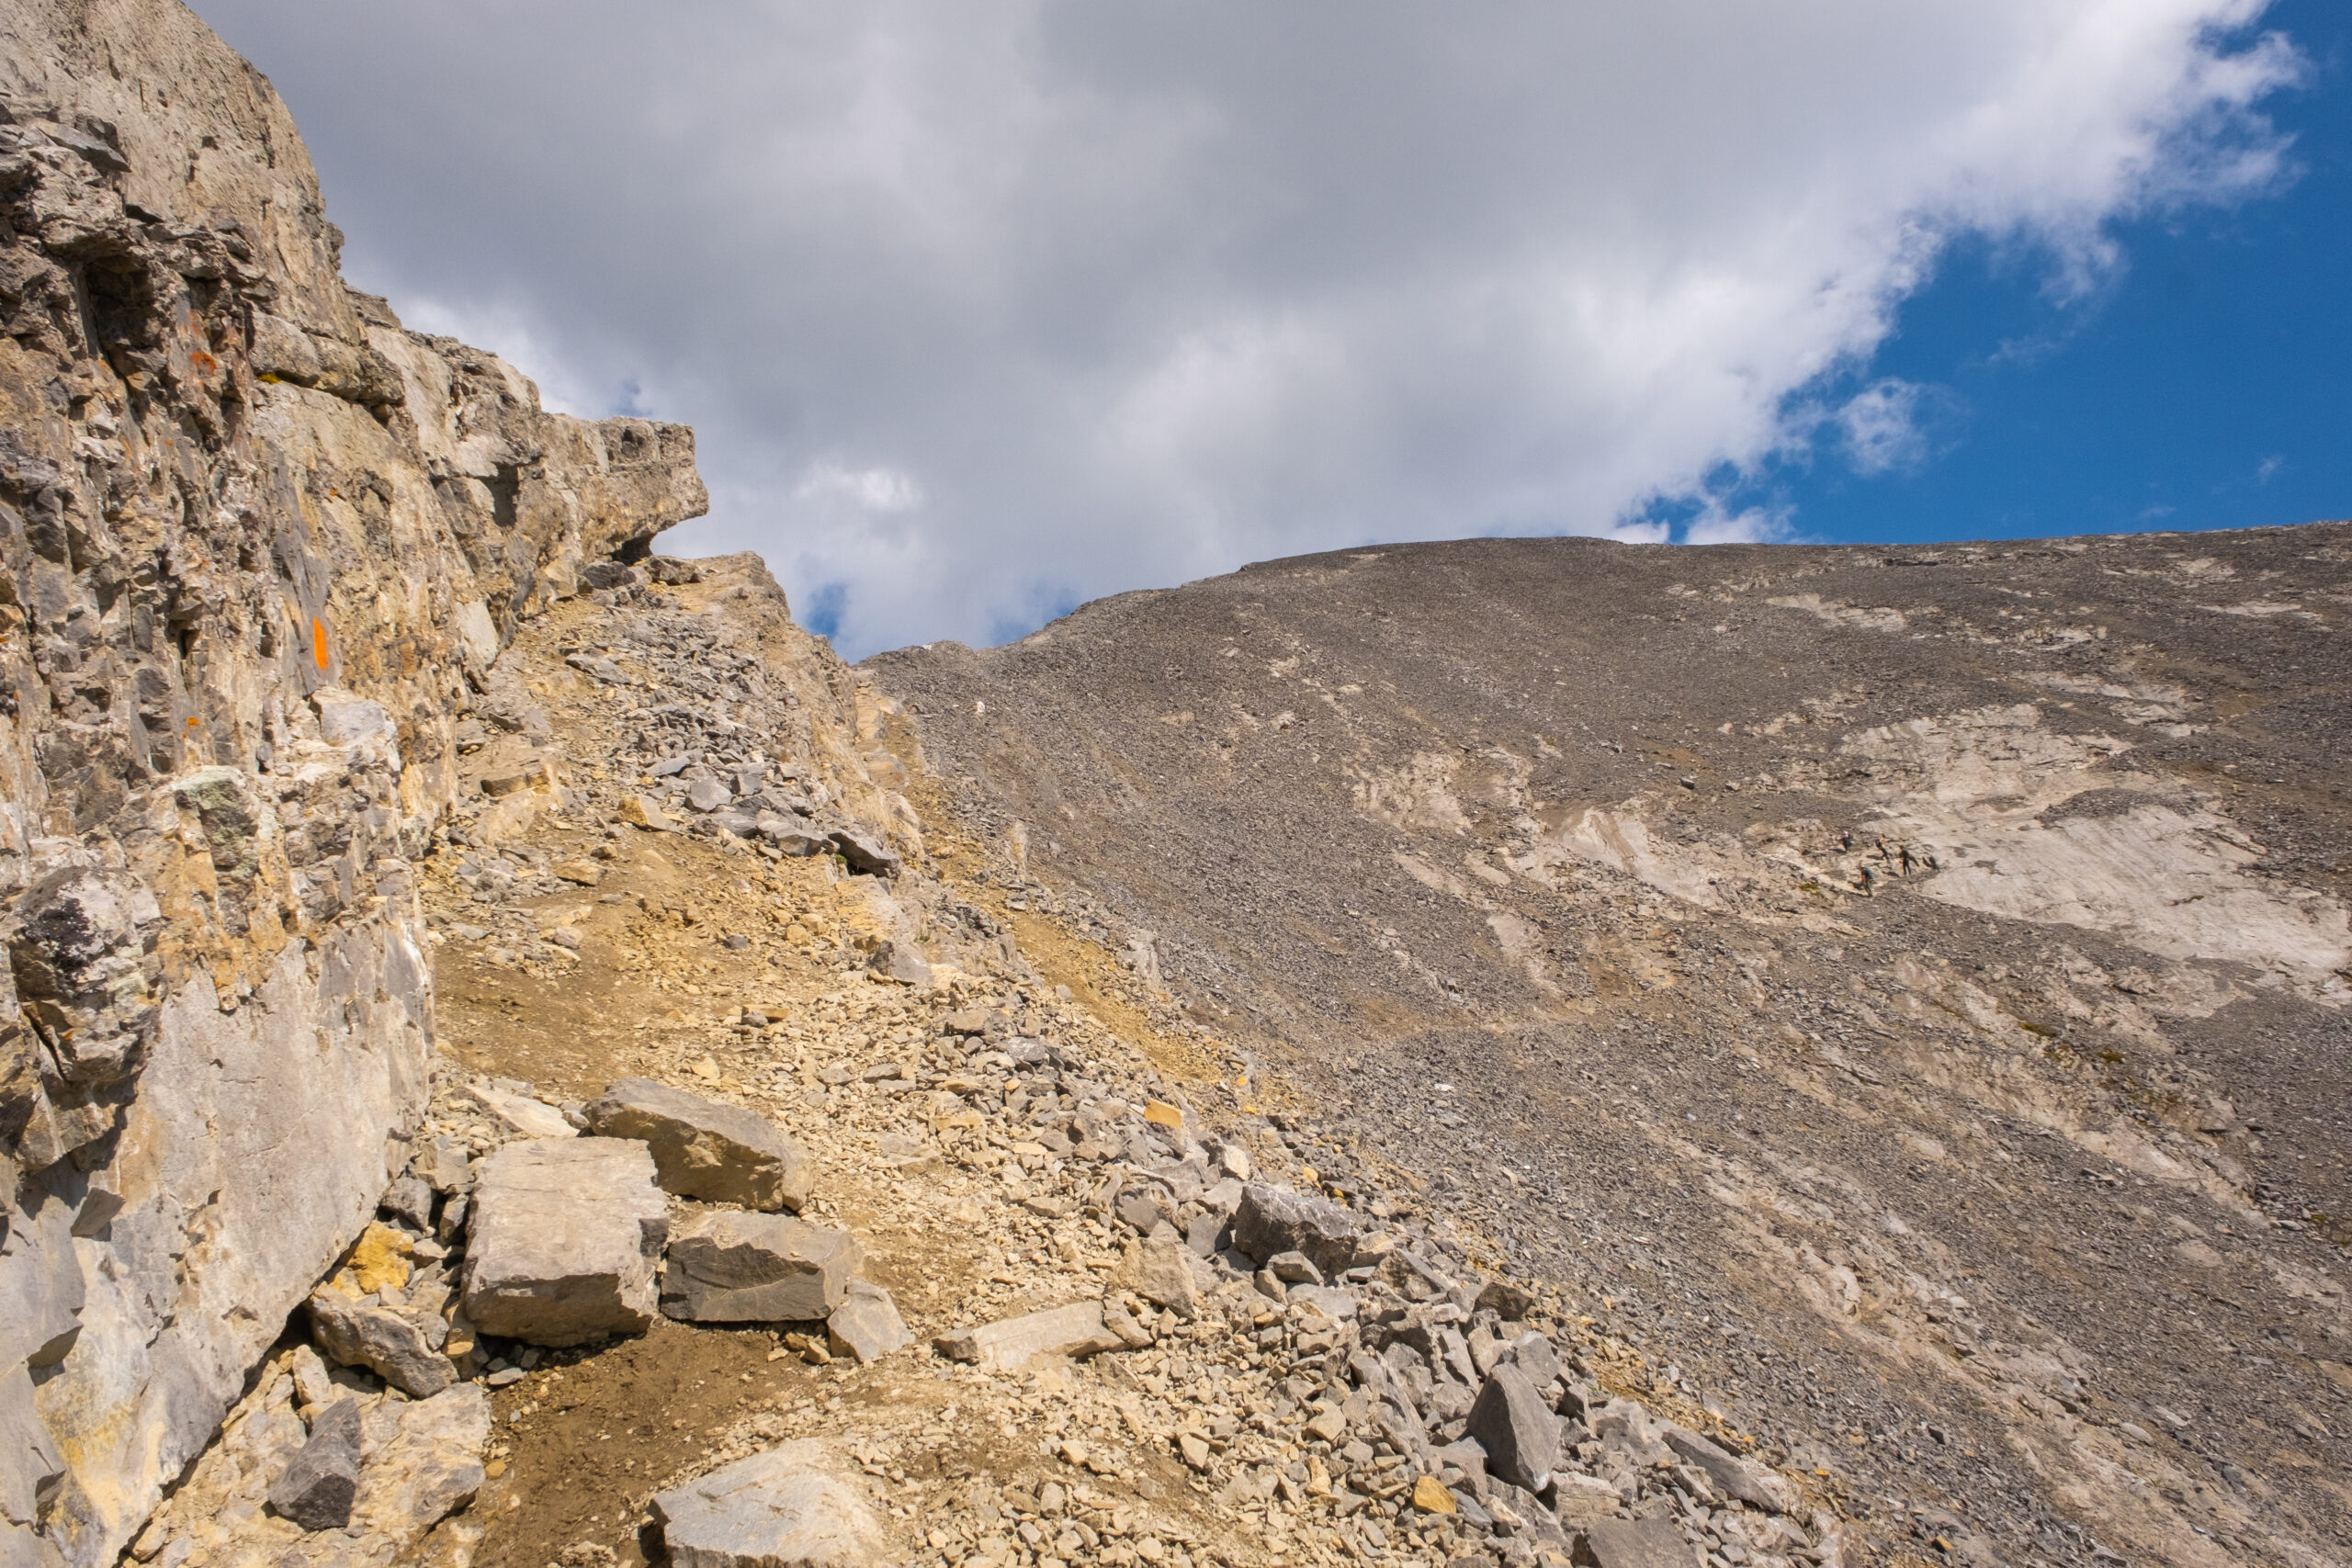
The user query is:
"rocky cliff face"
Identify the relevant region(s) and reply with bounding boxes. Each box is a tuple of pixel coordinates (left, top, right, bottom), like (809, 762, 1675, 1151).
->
(0, 3, 703, 1562)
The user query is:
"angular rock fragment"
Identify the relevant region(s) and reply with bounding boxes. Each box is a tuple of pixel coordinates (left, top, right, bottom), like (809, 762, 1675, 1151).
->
(266, 1397, 362, 1531)
(1134, 1224, 1202, 1318)
(865, 940, 933, 987)
(826, 1281, 912, 1363)
(380, 1176, 435, 1232)
(1231, 1181, 1360, 1278)
(651, 1442, 881, 1568)
(1663, 1427, 1797, 1514)
(461, 1138, 667, 1346)
(662, 1212, 860, 1323)
(1465, 1364, 1560, 1493)
(1571, 1517, 1689, 1568)
(410, 1136, 474, 1195)
(1548, 1471, 1623, 1522)
(933, 1303, 1121, 1370)
(305, 1290, 457, 1398)
(583, 1077, 809, 1211)
(348, 1384, 492, 1546)
(827, 827, 901, 877)
(465, 1084, 577, 1141)
(1266, 1250, 1322, 1284)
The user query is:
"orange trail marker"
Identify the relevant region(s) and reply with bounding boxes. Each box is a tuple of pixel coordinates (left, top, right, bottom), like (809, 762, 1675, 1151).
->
(311, 617, 330, 671)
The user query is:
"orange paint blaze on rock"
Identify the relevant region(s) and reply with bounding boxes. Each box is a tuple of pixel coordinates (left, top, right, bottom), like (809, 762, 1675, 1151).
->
(312, 617, 330, 671)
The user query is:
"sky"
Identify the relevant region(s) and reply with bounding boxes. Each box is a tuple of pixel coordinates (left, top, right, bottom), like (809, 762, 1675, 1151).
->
(191, 0, 2346, 660)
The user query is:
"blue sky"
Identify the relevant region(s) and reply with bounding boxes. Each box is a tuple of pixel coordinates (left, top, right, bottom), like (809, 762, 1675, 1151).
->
(1750, 0, 2347, 547)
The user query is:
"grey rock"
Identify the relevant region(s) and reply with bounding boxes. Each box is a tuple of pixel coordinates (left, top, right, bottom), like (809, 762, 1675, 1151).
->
(1499, 1330, 1560, 1389)
(865, 941, 933, 987)
(1289, 1285, 1360, 1321)
(266, 1397, 361, 1530)
(825, 1282, 912, 1364)
(1465, 1365, 1560, 1493)
(1267, 1250, 1324, 1285)
(1662, 1427, 1797, 1514)
(651, 1442, 882, 1568)
(1115, 1191, 1167, 1235)
(685, 778, 732, 813)
(1570, 1517, 1688, 1568)
(347, 1385, 492, 1548)
(826, 828, 902, 877)
(662, 1212, 860, 1324)
(380, 1178, 435, 1233)
(933, 1303, 1121, 1370)
(461, 1139, 667, 1346)
(582, 1078, 808, 1212)
(766, 828, 835, 858)
(0, 1196, 85, 1371)
(408, 1139, 473, 1196)
(1476, 1278, 1535, 1321)
(1232, 1182, 1361, 1279)
(305, 1291, 457, 1399)
(1134, 1224, 1202, 1319)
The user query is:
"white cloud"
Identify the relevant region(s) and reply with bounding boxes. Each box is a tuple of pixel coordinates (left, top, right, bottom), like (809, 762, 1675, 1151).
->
(1685, 502, 1798, 547)
(195, 0, 2303, 656)
(1836, 380, 1949, 477)
(794, 462, 925, 514)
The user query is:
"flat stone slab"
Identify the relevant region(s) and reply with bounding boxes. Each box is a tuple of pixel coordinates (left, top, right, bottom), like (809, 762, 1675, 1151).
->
(584, 1077, 810, 1211)
(462, 1138, 667, 1346)
(1571, 1517, 1690, 1568)
(652, 1441, 884, 1568)
(662, 1212, 860, 1323)
(933, 1302, 1120, 1371)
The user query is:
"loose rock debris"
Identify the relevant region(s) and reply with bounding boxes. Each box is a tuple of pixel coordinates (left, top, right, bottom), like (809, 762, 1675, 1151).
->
(129, 558, 1847, 1568)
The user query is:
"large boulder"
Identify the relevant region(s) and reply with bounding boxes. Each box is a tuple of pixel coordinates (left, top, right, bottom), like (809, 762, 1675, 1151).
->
(662, 1213, 860, 1324)
(652, 1442, 884, 1568)
(1230, 1182, 1360, 1278)
(583, 1078, 810, 1211)
(1464, 1364, 1560, 1493)
(461, 1139, 668, 1346)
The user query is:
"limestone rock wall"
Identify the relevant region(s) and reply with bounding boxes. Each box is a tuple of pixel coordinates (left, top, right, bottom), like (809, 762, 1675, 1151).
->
(0, 4, 705, 1562)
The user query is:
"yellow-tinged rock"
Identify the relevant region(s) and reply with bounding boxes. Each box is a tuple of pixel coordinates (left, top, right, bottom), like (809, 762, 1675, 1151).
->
(1144, 1100, 1184, 1131)
(347, 1223, 413, 1294)
(1411, 1475, 1456, 1515)
(553, 860, 604, 886)
(620, 794, 672, 829)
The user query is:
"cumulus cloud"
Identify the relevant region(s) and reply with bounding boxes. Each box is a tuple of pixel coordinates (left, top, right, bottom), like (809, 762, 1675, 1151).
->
(1834, 380, 1963, 477)
(194, 0, 2302, 655)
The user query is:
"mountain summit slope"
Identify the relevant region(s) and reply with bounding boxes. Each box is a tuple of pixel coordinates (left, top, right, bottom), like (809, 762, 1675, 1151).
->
(868, 526, 2352, 1565)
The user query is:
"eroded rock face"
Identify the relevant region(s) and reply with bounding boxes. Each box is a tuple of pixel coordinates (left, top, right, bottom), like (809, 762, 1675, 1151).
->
(0, 3, 703, 1560)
